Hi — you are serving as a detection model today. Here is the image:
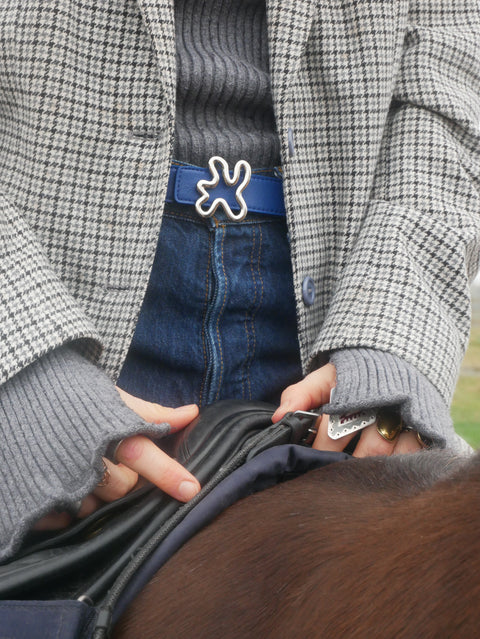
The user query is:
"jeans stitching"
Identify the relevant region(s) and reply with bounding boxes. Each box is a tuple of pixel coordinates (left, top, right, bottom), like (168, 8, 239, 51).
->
(242, 227, 257, 400)
(249, 225, 264, 399)
(199, 232, 213, 408)
(213, 225, 227, 402)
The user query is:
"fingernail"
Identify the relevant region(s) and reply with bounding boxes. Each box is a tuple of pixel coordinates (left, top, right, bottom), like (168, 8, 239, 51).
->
(272, 404, 288, 421)
(175, 404, 198, 414)
(178, 480, 200, 501)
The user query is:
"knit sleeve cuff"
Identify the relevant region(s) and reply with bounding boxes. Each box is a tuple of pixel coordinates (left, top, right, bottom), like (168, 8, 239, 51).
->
(323, 348, 472, 455)
(0, 345, 172, 562)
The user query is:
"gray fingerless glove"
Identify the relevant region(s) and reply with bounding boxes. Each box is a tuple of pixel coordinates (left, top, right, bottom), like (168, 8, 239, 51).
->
(0, 345, 171, 561)
(324, 348, 471, 454)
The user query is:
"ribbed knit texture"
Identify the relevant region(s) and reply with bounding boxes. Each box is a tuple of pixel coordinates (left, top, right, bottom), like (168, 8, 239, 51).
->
(325, 349, 472, 455)
(0, 346, 170, 562)
(173, 0, 281, 167)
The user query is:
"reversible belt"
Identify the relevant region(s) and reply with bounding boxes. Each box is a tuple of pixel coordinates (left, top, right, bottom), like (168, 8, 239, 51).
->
(165, 156, 286, 221)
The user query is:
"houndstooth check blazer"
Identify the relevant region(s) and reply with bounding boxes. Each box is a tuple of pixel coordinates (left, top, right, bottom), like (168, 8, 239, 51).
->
(0, 0, 479, 406)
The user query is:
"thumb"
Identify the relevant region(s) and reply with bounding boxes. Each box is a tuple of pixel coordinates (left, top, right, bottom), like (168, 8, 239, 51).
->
(272, 364, 336, 423)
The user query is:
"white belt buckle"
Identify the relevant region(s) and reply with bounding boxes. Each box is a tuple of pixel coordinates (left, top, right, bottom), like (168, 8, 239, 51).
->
(195, 156, 252, 222)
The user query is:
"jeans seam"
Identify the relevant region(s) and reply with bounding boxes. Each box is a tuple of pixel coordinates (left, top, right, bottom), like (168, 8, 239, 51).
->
(254, 225, 264, 389)
(247, 225, 264, 399)
(199, 233, 213, 408)
(213, 225, 227, 402)
(242, 229, 255, 399)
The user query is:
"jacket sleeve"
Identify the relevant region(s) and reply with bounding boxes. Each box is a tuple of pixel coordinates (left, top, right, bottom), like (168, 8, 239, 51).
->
(314, 1, 480, 408)
(0, 192, 101, 385)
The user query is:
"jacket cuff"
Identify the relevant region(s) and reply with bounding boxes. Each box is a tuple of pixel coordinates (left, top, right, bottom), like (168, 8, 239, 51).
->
(0, 345, 171, 562)
(323, 348, 472, 455)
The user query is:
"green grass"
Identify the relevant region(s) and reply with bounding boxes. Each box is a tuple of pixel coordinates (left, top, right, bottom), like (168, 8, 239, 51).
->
(451, 322, 480, 449)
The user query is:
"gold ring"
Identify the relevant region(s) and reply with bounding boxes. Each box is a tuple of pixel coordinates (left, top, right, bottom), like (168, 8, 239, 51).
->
(97, 460, 110, 487)
(416, 431, 431, 449)
(376, 410, 403, 442)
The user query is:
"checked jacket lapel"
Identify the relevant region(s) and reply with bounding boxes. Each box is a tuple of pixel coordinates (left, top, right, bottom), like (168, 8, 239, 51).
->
(266, 0, 317, 103)
(135, 0, 176, 105)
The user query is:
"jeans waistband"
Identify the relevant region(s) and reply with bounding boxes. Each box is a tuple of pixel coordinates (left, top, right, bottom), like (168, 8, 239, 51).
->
(165, 160, 286, 219)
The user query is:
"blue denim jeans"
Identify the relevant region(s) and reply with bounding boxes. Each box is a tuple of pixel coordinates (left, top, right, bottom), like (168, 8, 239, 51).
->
(117, 197, 302, 408)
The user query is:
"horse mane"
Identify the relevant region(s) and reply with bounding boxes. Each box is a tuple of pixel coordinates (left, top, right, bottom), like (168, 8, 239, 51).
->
(114, 449, 479, 638)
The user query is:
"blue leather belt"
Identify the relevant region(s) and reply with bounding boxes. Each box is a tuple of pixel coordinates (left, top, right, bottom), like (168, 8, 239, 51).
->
(165, 161, 286, 219)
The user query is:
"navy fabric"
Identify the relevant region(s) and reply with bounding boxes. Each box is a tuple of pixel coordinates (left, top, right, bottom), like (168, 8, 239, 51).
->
(111, 445, 350, 623)
(117, 199, 302, 407)
(165, 163, 286, 217)
(0, 600, 96, 639)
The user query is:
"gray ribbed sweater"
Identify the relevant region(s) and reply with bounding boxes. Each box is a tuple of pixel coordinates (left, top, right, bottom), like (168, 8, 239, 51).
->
(173, 0, 280, 166)
(0, 0, 470, 562)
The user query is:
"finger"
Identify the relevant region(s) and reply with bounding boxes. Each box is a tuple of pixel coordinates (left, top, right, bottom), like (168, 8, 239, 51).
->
(392, 430, 423, 455)
(312, 413, 356, 452)
(93, 458, 139, 502)
(272, 364, 336, 422)
(116, 387, 199, 432)
(352, 423, 397, 458)
(115, 435, 201, 502)
(32, 493, 104, 529)
(32, 511, 73, 531)
(76, 493, 103, 518)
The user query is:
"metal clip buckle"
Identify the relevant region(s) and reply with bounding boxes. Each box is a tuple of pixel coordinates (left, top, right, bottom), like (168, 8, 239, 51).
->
(293, 410, 320, 446)
(195, 156, 252, 222)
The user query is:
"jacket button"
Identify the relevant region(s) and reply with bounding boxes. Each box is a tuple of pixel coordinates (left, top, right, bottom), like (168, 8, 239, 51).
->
(287, 127, 295, 157)
(302, 276, 315, 306)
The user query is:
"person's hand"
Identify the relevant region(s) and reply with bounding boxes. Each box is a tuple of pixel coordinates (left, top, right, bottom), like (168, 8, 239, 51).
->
(34, 391, 200, 531)
(272, 364, 422, 457)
